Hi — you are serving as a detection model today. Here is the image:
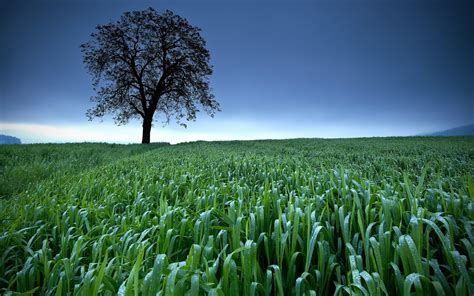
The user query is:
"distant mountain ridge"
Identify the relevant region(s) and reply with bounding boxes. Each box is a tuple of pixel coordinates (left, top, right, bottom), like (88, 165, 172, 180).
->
(0, 134, 22, 144)
(420, 124, 474, 136)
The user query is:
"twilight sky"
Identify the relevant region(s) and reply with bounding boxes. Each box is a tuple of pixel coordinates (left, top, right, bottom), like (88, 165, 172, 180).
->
(1, 0, 473, 143)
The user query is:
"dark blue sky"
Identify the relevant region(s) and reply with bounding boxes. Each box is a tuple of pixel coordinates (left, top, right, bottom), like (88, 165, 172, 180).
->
(1, 0, 473, 143)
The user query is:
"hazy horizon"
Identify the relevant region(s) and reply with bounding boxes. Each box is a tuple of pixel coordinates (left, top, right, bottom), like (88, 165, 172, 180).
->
(1, 0, 473, 143)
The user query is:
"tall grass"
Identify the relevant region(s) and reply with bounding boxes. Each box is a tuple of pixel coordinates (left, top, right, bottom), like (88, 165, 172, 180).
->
(0, 137, 473, 295)
(0, 143, 167, 198)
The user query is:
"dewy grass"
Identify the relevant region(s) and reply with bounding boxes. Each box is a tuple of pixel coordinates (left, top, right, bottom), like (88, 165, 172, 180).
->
(0, 137, 473, 295)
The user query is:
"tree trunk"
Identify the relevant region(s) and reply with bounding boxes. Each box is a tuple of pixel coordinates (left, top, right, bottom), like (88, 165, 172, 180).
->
(142, 118, 152, 144)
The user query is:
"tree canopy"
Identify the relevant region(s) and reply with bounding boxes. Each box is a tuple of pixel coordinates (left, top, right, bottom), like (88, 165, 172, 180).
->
(81, 8, 220, 143)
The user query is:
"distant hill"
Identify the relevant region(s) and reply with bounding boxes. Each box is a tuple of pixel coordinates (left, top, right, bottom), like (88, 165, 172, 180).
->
(421, 124, 474, 136)
(0, 134, 22, 144)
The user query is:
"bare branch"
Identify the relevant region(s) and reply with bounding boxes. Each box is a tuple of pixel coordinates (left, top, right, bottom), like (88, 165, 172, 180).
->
(81, 8, 220, 142)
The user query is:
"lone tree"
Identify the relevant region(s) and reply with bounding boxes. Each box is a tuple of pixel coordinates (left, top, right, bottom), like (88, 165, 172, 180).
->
(81, 8, 220, 143)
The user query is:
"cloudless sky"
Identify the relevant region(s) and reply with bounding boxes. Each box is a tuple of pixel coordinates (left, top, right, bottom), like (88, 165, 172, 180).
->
(1, 0, 473, 143)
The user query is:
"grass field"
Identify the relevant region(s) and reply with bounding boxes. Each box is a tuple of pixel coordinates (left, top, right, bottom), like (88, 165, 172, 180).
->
(0, 143, 169, 199)
(0, 137, 473, 295)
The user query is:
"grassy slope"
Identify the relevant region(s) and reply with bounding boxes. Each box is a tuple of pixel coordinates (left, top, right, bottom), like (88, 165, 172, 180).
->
(0, 137, 473, 295)
(0, 142, 168, 198)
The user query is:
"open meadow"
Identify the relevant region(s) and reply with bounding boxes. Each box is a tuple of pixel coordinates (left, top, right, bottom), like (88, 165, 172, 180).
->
(0, 137, 473, 295)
